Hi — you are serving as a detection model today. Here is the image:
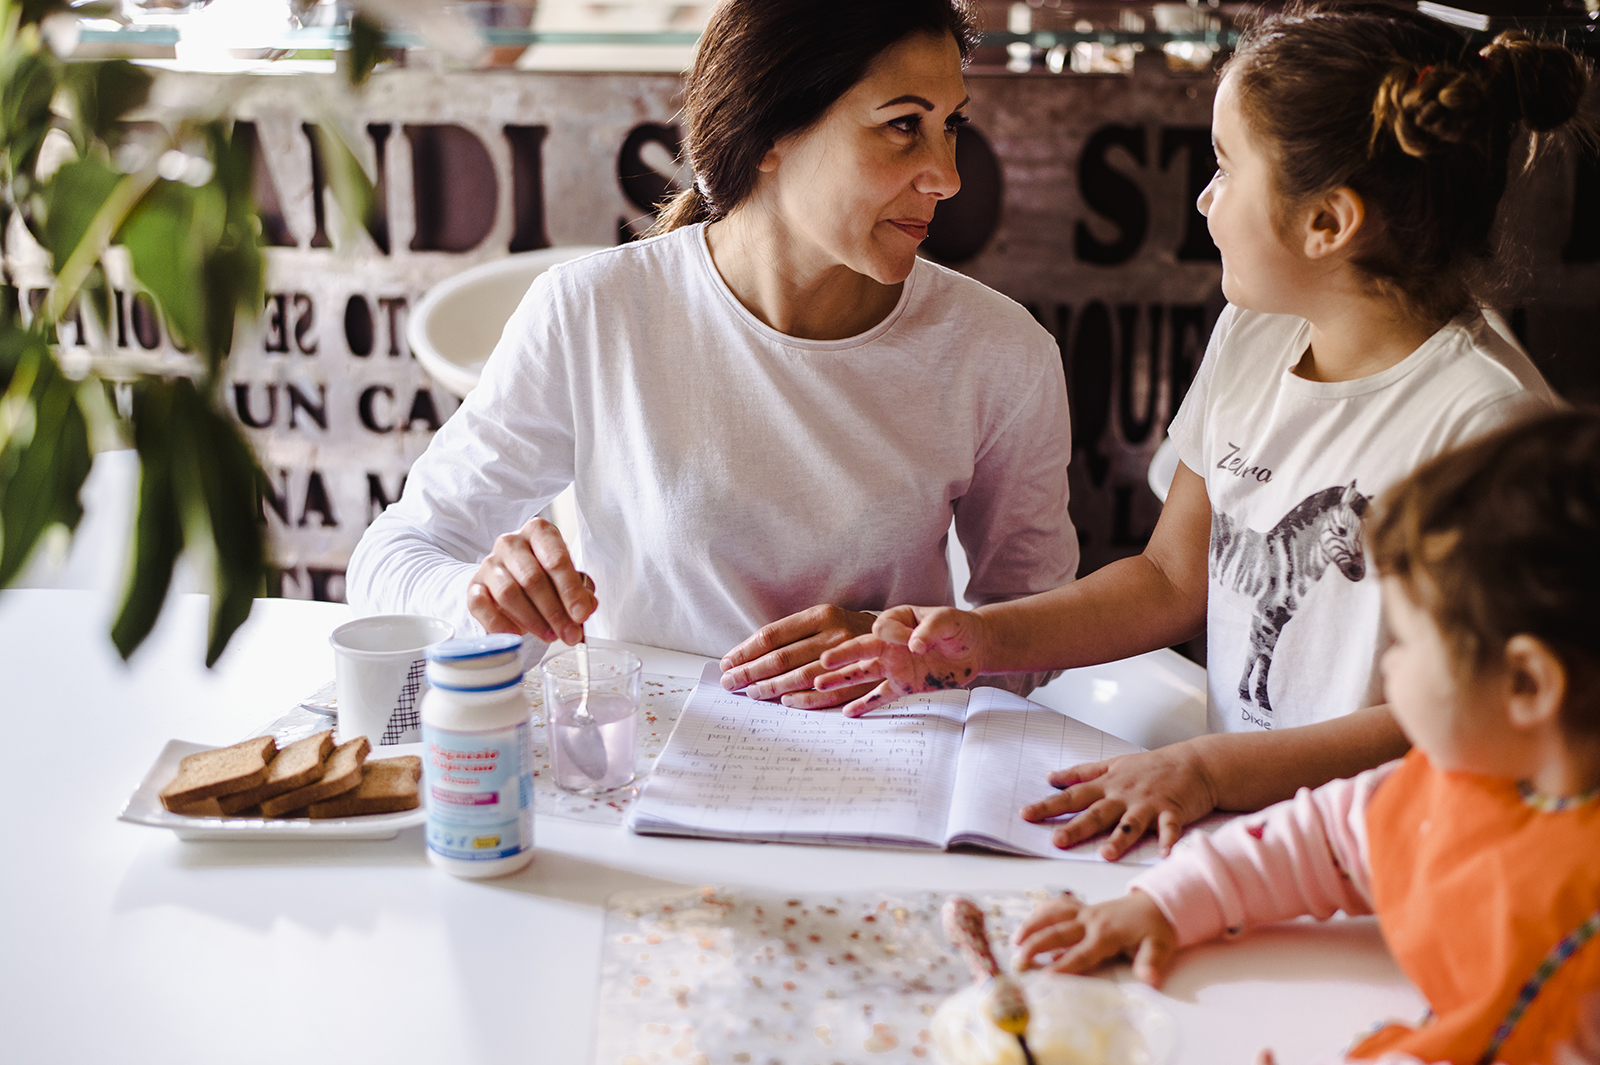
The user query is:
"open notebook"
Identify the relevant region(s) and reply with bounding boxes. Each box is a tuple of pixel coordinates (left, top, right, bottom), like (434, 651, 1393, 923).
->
(627, 664, 1220, 864)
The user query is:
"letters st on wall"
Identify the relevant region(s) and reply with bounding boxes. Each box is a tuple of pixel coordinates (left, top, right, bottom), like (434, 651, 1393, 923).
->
(15, 65, 1598, 599)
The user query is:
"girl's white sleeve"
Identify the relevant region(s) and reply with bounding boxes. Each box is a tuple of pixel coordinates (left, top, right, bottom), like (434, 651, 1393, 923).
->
(345, 272, 579, 637)
(1126, 760, 1400, 947)
(1164, 302, 1236, 477)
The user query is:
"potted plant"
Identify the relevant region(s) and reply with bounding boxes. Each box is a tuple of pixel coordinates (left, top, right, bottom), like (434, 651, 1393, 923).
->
(0, 0, 383, 663)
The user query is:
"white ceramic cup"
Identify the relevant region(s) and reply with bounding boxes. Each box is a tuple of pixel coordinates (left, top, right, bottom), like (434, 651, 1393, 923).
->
(329, 615, 454, 745)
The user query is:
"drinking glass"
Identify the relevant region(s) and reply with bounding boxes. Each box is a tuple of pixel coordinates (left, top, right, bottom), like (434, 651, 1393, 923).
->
(540, 647, 642, 794)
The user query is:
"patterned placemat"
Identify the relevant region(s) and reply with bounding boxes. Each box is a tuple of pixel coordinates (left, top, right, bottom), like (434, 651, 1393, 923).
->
(261, 672, 697, 825)
(595, 887, 1057, 1065)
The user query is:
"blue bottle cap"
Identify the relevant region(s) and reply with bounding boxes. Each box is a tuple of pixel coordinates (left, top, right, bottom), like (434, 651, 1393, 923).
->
(427, 633, 524, 663)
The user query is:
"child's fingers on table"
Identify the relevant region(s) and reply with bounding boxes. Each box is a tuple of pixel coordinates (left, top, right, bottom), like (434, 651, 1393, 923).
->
(818, 633, 884, 670)
(1021, 778, 1105, 821)
(1156, 809, 1185, 856)
(841, 682, 898, 718)
(1099, 807, 1156, 861)
(1045, 761, 1110, 789)
(1050, 798, 1126, 850)
(1011, 895, 1083, 945)
(871, 609, 919, 645)
(813, 659, 885, 691)
(1131, 934, 1175, 989)
(905, 607, 966, 653)
(1042, 926, 1130, 977)
(1011, 919, 1087, 969)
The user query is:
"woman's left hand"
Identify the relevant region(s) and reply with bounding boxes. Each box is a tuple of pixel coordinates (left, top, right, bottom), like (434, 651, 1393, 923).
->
(720, 605, 877, 709)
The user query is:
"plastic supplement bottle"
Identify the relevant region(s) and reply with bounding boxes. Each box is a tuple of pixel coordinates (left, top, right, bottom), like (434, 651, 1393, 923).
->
(420, 634, 535, 878)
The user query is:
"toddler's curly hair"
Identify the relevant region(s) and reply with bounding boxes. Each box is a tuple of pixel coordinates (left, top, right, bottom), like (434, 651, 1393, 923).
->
(1370, 409, 1600, 734)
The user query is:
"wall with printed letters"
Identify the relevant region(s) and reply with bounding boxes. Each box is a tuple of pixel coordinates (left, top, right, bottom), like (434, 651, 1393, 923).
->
(22, 62, 1597, 599)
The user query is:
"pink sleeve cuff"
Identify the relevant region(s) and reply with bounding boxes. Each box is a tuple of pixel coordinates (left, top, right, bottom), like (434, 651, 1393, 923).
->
(1128, 761, 1400, 947)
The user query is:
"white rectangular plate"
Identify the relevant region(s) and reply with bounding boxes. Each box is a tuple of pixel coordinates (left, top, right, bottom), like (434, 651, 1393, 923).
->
(119, 739, 427, 841)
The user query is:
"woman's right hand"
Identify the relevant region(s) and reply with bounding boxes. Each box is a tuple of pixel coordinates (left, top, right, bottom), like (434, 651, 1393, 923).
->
(814, 605, 988, 717)
(467, 517, 597, 645)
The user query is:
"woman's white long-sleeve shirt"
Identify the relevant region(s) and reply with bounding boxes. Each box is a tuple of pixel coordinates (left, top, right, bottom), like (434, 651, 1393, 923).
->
(346, 223, 1078, 659)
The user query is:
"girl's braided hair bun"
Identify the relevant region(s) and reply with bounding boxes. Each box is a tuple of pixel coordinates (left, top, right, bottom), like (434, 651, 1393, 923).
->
(1228, 3, 1591, 324)
(1373, 31, 1588, 160)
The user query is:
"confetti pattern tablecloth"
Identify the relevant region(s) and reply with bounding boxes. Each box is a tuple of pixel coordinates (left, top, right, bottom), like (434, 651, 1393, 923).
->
(265, 672, 697, 825)
(595, 886, 1060, 1065)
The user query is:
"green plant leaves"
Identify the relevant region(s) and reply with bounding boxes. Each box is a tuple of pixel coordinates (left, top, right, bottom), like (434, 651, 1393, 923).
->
(38, 157, 119, 276)
(59, 59, 152, 153)
(0, 14, 377, 669)
(118, 176, 216, 356)
(0, 322, 90, 587)
(0, 44, 58, 195)
(119, 123, 264, 372)
(186, 382, 266, 666)
(13, 1, 85, 27)
(111, 381, 183, 661)
(348, 12, 385, 88)
(113, 378, 267, 666)
(309, 120, 376, 251)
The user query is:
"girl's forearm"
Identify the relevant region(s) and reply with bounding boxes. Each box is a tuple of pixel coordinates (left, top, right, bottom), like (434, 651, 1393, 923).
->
(1193, 705, 1411, 812)
(971, 551, 1207, 674)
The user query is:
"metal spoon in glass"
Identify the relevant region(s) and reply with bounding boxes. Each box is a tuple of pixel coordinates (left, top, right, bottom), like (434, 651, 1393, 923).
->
(559, 631, 610, 782)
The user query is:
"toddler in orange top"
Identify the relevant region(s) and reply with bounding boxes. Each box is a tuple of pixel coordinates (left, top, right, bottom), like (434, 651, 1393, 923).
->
(1009, 409, 1600, 1064)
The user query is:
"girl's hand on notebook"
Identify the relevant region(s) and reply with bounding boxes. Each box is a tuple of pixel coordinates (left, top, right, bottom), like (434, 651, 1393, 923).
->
(813, 605, 987, 718)
(1021, 741, 1220, 860)
(1011, 891, 1176, 988)
(718, 605, 878, 709)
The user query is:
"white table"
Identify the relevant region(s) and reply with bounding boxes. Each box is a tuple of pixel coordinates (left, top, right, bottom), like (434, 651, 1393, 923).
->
(0, 589, 1424, 1064)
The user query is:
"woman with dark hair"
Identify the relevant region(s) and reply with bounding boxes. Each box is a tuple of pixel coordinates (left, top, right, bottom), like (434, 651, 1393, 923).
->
(347, 0, 1077, 705)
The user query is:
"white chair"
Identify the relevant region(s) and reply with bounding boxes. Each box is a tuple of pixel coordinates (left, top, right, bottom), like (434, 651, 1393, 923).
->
(408, 246, 607, 558)
(408, 245, 607, 399)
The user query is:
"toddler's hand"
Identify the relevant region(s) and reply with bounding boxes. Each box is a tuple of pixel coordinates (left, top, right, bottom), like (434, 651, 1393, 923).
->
(1021, 741, 1220, 860)
(814, 605, 986, 718)
(1012, 892, 1177, 988)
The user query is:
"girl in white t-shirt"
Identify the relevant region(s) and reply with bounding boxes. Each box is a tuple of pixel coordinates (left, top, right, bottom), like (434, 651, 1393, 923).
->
(816, 3, 1589, 860)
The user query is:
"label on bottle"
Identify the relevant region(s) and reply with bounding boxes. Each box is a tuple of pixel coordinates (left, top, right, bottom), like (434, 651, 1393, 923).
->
(423, 720, 534, 862)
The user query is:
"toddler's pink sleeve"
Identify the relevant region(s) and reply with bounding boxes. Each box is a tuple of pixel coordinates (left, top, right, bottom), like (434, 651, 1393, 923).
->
(1127, 761, 1400, 947)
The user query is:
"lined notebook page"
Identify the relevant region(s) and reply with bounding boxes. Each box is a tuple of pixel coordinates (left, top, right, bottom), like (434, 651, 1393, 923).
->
(944, 686, 1158, 861)
(629, 665, 967, 847)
